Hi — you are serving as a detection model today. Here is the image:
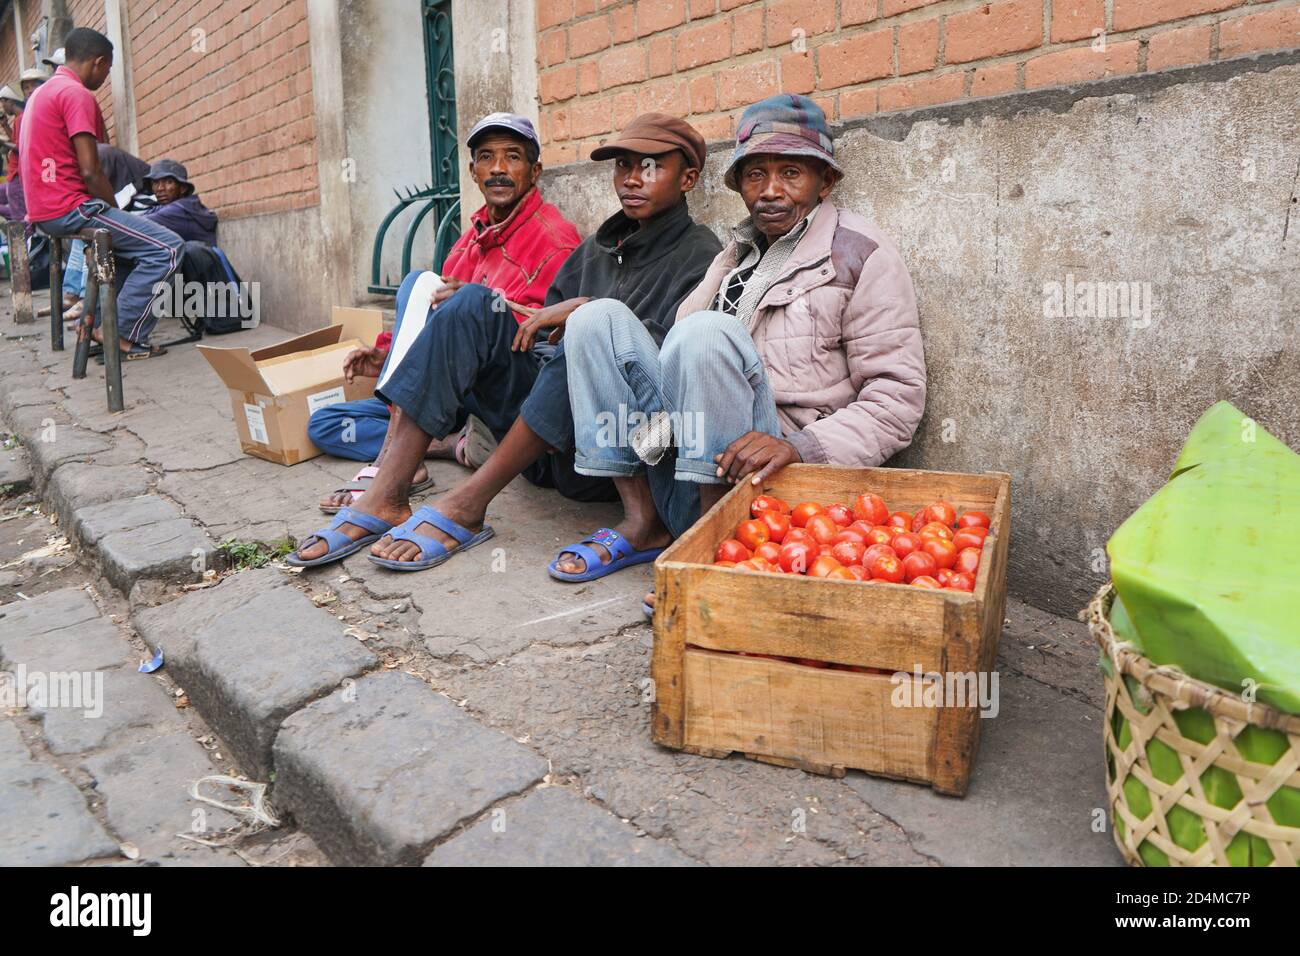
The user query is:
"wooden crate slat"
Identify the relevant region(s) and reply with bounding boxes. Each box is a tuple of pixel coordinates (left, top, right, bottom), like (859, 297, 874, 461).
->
(682, 649, 937, 784)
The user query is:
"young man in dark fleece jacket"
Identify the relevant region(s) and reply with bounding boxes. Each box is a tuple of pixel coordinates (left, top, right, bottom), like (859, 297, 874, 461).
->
(289, 114, 721, 568)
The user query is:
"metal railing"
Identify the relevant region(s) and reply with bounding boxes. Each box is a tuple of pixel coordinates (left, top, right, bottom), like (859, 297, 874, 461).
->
(367, 184, 461, 296)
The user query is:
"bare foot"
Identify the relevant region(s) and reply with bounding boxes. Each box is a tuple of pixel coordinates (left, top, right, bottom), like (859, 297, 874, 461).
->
(294, 499, 412, 562)
(644, 590, 655, 609)
(552, 519, 672, 576)
(319, 464, 428, 511)
(368, 489, 484, 564)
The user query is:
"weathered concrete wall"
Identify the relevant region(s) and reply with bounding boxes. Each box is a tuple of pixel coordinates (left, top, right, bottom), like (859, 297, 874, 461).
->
(340, 0, 435, 301)
(451, 0, 539, 232)
(218, 204, 332, 332)
(538, 54, 1300, 616)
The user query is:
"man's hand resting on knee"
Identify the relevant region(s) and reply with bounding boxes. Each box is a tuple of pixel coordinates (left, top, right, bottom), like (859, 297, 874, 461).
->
(431, 277, 465, 305)
(512, 297, 590, 351)
(715, 431, 802, 485)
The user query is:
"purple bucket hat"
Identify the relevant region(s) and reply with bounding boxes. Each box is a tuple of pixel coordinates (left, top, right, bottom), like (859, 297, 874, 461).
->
(723, 94, 843, 191)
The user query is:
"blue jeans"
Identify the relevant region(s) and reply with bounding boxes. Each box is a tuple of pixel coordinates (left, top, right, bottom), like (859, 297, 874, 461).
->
(307, 397, 390, 461)
(35, 199, 182, 344)
(371, 270, 616, 502)
(62, 238, 86, 297)
(564, 299, 782, 537)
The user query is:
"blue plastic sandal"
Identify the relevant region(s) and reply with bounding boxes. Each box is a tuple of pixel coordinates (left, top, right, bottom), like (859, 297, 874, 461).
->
(285, 507, 395, 568)
(366, 505, 495, 572)
(548, 528, 665, 583)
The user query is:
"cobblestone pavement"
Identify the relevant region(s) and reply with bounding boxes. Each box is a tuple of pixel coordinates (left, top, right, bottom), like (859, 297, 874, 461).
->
(0, 293, 1123, 866)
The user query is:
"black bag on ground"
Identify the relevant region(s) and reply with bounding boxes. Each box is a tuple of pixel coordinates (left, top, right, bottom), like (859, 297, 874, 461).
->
(171, 240, 251, 335)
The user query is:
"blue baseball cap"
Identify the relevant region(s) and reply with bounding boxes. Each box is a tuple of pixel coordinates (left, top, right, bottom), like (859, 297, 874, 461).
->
(465, 113, 541, 153)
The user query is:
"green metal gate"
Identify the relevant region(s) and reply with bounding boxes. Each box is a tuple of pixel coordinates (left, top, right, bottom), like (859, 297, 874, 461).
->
(368, 0, 462, 295)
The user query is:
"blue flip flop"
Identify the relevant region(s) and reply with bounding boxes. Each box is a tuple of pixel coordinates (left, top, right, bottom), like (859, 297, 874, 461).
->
(366, 504, 495, 572)
(285, 507, 395, 568)
(548, 528, 665, 583)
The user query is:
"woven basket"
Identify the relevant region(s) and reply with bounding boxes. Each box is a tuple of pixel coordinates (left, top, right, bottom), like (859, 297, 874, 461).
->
(1086, 583, 1300, 867)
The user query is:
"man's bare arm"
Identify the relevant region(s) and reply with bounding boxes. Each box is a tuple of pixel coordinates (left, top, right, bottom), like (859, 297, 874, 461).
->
(72, 133, 116, 207)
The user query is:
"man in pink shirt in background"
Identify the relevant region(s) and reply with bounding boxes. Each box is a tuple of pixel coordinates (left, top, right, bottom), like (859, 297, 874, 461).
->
(21, 27, 183, 360)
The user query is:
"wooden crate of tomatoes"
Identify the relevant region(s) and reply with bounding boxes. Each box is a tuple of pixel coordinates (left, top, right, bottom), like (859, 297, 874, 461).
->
(649, 464, 1011, 796)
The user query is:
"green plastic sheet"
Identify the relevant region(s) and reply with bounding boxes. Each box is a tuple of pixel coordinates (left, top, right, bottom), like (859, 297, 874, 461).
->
(1107, 401, 1300, 715)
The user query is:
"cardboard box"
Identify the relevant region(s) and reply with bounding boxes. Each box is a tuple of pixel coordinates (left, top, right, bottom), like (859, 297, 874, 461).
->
(199, 307, 385, 465)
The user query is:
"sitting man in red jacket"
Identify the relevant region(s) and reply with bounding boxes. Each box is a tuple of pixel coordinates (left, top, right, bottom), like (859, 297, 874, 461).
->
(309, 113, 580, 513)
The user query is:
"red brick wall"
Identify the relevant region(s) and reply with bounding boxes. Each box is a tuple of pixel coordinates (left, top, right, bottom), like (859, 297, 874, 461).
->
(535, 0, 1300, 165)
(128, 0, 317, 220)
(69, 0, 116, 138)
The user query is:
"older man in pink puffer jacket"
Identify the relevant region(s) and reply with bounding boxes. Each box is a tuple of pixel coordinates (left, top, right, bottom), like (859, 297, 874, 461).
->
(555, 93, 926, 589)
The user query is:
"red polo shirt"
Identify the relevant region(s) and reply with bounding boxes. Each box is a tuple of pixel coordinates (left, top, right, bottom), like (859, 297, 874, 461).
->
(18, 65, 107, 222)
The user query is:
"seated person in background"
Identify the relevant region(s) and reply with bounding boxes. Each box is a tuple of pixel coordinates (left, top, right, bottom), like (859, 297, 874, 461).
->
(138, 158, 216, 243)
(305, 112, 580, 515)
(559, 94, 927, 599)
(0, 86, 22, 222)
(58, 143, 152, 320)
(22, 28, 183, 360)
(0, 85, 26, 228)
(287, 114, 721, 569)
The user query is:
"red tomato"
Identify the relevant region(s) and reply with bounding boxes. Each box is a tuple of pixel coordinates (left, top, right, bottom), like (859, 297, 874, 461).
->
(923, 538, 958, 570)
(759, 510, 791, 544)
(790, 501, 827, 528)
(926, 500, 957, 527)
(778, 540, 819, 575)
(832, 528, 868, 546)
(954, 547, 981, 576)
(825, 503, 853, 527)
(847, 520, 876, 539)
(911, 508, 931, 532)
(918, 521, 955, 542)
(715, 539, 751, 563)
(956, 511, 990, 530)
(901, 551, 938, 582)
(751, 495, 790, 517)
(947, 572, 976, 591)
(891, 532, 922, 559)
(735, 559, 765, 573)
(713, 560, 737, 568)
(735, 519, 770, 551)
(826, 566, 856, 580)
(783, 528, 817, 548)
(863, 543, 897, 568)
(911, 575, 942, 589)
(888, 511, 912, 530)
(831, 540, 867, 567)
(805, 514, 840, 546)
(952, 528, 987, 552)
(935, 568, 955, 587)
(864, 527, 894, 547)
(809, 554, 843, 578)
(754, 541, 782, 565)
(852, 493, 890, 526)
(846, 565, 871, 581)
(868, 551, 905, 584)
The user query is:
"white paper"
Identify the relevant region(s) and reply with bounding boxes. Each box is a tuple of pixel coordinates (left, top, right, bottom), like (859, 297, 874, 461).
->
(243, 403, 269, 445)
(377, 271, 444, 391)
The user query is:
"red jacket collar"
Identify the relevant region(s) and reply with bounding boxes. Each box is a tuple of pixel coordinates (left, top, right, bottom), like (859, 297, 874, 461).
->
(469, 186, 543, 249)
